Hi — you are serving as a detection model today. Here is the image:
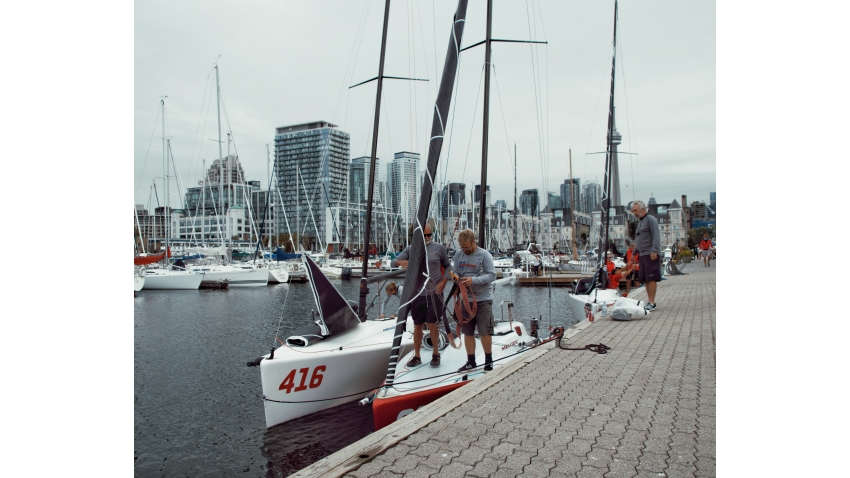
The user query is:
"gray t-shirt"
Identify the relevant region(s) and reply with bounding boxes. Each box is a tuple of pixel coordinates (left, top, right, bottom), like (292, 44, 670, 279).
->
(392, 241, 452, 293)
(452, 247, 496, 302)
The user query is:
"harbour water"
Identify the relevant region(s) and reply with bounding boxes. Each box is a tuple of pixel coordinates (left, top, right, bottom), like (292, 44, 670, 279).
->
(134, 277, 582, 476)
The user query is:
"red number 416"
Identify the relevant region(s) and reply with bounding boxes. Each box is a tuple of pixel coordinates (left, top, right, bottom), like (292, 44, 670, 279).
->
(279, 366, 326, 393)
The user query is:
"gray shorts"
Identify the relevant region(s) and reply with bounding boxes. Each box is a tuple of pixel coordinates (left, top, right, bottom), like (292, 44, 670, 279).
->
(700, 250, 710, 258)
(458, 300, 494, 336)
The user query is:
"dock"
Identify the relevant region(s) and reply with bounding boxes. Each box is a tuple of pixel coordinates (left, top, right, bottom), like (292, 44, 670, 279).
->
(294, 262, 716, 477)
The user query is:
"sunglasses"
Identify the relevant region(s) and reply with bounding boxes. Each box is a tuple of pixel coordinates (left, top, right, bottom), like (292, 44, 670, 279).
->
(424, 233, 432, 237)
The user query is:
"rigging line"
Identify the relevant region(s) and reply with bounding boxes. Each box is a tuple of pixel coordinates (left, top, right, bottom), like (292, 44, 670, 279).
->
(525, 0, 547, 214)
(135, 105, 162, 194)
(344, 0, 375, 131)
(407, 0, 414, 152)
(616, 22, 638, 201)
(333, 0, 373, 125)
(459, 65, 485, 185)
(528, 0, 547, 175)
(581, 52, 613, 191)
(415, 0, 433, 146)
(187, 69, 214, 187)
(533, 0, 551, 179)
(492, 66, 514, 185)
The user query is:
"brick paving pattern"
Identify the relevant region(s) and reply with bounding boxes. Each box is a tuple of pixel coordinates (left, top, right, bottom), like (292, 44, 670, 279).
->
(345, 262, 716, 477)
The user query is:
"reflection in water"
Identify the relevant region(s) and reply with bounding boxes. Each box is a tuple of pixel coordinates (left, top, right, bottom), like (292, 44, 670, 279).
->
(262, 401, 374, 477)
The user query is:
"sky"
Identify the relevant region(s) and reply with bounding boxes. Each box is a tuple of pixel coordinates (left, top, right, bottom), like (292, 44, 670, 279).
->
(134, 0, 716, 211)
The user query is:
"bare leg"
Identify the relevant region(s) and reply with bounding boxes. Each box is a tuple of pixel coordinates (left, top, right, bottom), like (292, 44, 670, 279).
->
(481, 335, 492, 354)
(646, 280, 657, 304)
(427, 322, 440, 355)
(413, 324, 424, 357)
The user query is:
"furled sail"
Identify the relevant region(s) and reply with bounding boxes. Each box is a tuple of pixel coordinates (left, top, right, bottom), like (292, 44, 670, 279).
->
(302, 254, 360, 336)
(183, 246, 228, 257)
(385, 0, 469, 386)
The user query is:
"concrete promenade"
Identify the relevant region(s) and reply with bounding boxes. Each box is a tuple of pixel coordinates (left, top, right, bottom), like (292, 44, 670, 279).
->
(297, 262, 716, 477)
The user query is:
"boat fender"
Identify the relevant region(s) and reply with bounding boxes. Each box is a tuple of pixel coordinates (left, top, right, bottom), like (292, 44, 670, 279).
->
(358, 392, 376, 406)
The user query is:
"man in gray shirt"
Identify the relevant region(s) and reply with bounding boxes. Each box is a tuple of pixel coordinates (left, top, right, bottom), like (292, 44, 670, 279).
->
(630, 200, 661, 311)
(452, 228, 497, 372)
(387, 223, 452, 367)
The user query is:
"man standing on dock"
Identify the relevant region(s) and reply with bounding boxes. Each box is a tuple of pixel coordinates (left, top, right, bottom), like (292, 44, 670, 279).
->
(384, 224, 452, 367)
(699, 233, 713, 267)
(453, 228, 497, 372)
(630, 200, 661, 312)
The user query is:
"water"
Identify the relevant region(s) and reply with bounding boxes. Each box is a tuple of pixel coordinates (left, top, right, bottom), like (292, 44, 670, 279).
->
(134, 278, 580, 476)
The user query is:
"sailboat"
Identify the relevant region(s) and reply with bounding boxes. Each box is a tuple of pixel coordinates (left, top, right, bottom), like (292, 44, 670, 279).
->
(139, 98, 204, 290)
(567, 0, 646, 321)
(254, 0, 428, 429)
(370, 0, 552, 430)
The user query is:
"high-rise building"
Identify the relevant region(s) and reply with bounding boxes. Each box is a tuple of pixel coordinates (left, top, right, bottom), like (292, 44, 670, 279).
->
(387, 151, 420, 224)
(581, 182, 601, 214)
(440, 182, 466, 219)
(520, 189, 539, 217)
(548, 192, 562, 210)
(709, 191, 716, 217)
(474, 184, 491, 205)
(349, 156, 380, 205)
(494, 199, 507, 211)
(273, 121, 350, 249)
(560, 178, 581, 211)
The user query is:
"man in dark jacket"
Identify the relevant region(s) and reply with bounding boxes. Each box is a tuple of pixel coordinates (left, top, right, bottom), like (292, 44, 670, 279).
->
(630, 200, 661, 311)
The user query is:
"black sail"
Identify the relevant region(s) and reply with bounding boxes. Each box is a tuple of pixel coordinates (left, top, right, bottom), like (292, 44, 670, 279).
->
(302, 254, 360, 336)
(385, 0, 469, 386)
(599, 0, 618, 271)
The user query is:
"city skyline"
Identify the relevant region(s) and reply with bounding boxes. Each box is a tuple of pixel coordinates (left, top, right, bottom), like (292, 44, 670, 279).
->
(134, 0, 716, 212)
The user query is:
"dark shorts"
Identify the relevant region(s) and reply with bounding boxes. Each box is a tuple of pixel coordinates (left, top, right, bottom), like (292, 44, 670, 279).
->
(411, 292, 443, 325)
(638, 254, 661, 282)
(457, 300, 494, 336)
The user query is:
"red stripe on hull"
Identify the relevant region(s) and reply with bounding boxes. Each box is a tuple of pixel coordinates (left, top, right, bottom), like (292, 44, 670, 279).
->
(372, 381, 468, 430)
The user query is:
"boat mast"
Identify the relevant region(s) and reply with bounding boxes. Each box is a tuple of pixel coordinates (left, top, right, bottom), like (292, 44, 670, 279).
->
(600, 0, 618, 269)
(161, 97, 168, 265)
(514, 143, 517, 251)
(569, 148, 578, 260)
(215, 59, 225, 249)
(358, 0, 392, 321)
(478, 0, 493, 248)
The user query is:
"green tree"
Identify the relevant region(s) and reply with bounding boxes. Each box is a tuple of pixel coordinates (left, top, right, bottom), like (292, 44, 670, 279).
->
(687, 227, 714, 248)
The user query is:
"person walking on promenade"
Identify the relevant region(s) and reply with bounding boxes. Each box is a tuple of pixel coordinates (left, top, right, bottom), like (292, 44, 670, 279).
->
(385, 224, 452, 367)
(630, 200, 661, 312)
(699, 233, 713, 267)
(452, 228, 497, 372)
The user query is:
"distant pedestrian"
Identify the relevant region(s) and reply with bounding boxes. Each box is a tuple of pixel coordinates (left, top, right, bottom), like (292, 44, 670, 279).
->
(699, 233, 713, 267)
(630, 200, 661, 312)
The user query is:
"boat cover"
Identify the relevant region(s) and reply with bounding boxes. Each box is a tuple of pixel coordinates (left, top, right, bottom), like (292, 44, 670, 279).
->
(134, 247, 170, 265)
(302, 254, 360, 336)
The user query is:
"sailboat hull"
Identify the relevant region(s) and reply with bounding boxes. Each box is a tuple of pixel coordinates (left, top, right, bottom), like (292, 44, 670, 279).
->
(141, 270, 203, 290)
(567, 288, 622, 322)
(371, 322, 531, 430)
(188, 266, 269, 287)
(260, 318, 414, 429)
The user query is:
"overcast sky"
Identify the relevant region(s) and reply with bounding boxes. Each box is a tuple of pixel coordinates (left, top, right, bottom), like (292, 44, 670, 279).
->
(134, 0, 715, 211)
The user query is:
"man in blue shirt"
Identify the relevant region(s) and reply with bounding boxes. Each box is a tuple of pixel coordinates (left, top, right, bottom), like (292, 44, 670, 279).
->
(452, 228, 497, 372)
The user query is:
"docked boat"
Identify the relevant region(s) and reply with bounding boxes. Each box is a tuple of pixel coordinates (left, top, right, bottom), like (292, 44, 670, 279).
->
(134, 270, 145, 294)
(255, 254, 414, 428)
(371, 313, 532, 430)
(187, 262, 268, 287)
(141, 266, 203, 290)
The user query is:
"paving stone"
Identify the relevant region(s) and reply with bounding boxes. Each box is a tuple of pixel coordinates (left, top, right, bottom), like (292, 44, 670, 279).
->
(604, 459, 639, 478)
(583, 447, 615, 468)
(576, 467, 608, 477)
(384, 454, 426, 474)
(694, 456, 716, 476)
(400, 465, 440, 478)
(664, 463, 697, 477)
(635, 452, 668, 473)
(467, 457, 502, 478)
(486, 442, 517, 460)
(454, 445, 490, 466)
(409, 441, 443, 458)
(432, 462, 473, 477)
(347, 458, 389, 477)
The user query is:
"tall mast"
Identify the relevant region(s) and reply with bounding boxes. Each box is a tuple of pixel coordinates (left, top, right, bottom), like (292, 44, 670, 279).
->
(478, 0, 493, 248)
(358, 0, 392, 320)
(215, 60, 225, 248)
(513, 143, 517, 250)
(600, 0, 618, 269)
(569, 148, 577, 259)
(161, 97, 168, 263)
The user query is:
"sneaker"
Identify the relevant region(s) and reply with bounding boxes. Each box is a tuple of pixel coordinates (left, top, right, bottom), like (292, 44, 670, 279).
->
(457, 362, 476, 372)
(406, 356, 422, 367)
(430, 354, 440, 367)
(644, 302, 657, 312)
(483, 362, 493, 372)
